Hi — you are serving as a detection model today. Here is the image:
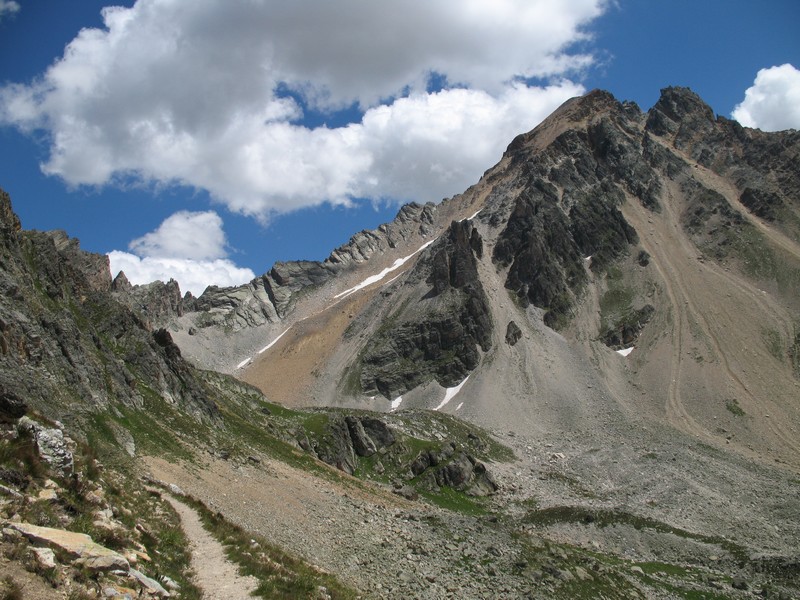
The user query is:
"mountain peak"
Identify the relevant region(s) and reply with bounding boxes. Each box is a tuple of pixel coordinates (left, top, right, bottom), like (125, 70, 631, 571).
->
(653, 86, 715, 120)
(645, 85, 716, 139)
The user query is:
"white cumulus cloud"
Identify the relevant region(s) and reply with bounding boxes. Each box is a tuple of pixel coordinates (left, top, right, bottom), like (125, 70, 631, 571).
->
(0, 0, 604, 219)
(732, 64, 800, 131)
(108, 210, 255, 296)
(129, 211, 229, 261)
(0, 1, 20, 21)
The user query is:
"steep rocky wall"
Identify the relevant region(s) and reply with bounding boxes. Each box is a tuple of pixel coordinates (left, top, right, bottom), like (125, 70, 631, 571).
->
(0, 189, 219, 425)
(356, 219, 492, 398)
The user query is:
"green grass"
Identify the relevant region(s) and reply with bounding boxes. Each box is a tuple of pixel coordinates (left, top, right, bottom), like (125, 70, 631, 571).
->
(418, 487, 490, 516)
(523, 505, 749, 562)
(725, 399, 745, 417)
(762, 328, 784, 362)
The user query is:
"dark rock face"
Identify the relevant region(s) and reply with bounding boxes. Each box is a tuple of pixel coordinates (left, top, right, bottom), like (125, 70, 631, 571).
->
(600, 304, 655, 349)
(357, 220, 493, 398)
(359, 417, 396, 448)
(436, 452, 497, 496)
(739, 187, 785, 222)
(311, 415, 397, 475)
(493, 186, 587, 328)
(568, 183, 638, 272)
(0, 388, 27, 422)
(490, 97, 651, 328)
(0, 189, 219, 424)
(505, 321, 522, 346)
(113, 275, 187, 329)
(647, 86, 800, 237)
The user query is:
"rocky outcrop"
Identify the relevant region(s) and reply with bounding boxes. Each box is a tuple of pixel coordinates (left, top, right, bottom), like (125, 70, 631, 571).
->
(8, 522, 130, 571)
(112, 273, 190, 328)
(493, 185, 587, 328)
(646, 86, 800, 238)
(124, 202, 441, 335)
(409, 443, 498, 497)
(430, 451, 497, 497)
(489, 93, 647, 328)
(17, 416, 74, 477)
(600, 304, 655, 349)
(310, 415, 397, 475)
(505, 321, 522, 346)
(0, 189, 220, 423)
(326, 202, 437, 268)
(357, 220, 493, 398)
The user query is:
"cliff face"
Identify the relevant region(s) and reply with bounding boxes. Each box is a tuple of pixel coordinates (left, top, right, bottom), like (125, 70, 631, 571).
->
(0, 189, 218, 425)
(356, 219, 493, 398)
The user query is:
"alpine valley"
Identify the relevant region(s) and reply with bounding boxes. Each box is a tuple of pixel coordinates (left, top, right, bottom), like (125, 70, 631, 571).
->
(1, 87, 799, 599)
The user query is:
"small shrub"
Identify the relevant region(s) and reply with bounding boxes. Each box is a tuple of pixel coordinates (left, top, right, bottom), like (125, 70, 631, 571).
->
(725, 399, 745, 417)
(1, 575, 23, 600)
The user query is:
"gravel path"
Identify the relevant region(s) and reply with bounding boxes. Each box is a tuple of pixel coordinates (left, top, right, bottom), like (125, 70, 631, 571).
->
(164, 494, 259, 600)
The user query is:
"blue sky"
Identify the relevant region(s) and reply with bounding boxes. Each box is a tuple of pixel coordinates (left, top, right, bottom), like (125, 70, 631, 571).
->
(1, 0, 798, 295)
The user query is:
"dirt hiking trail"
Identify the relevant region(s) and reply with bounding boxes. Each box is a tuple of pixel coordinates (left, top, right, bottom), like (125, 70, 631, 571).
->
(164, 494, 259, 600)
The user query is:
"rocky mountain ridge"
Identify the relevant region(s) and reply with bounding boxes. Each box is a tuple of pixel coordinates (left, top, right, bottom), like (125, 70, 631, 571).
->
(230, 87, 799, 447)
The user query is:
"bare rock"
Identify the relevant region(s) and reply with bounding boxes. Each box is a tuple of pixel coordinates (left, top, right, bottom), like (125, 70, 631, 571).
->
(9, 522, 130, 571)
(129, 567, 170, 597)
(17, 416, 74, 477)
(505, 321, 522, 346)
(31, 546, 57, 570)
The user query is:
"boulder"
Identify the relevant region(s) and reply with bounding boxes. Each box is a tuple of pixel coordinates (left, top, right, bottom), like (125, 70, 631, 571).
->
(360, 417, 395, 448)
(433, 452, 498, 497)
(17, 417, 74, 477)
(129, 568, 170, 597)
(409, 452, 432, 477)
(312, 416, 397, 474)
(393, 485, 419, 501)
(505, 321, 522, 346)
(345, 416, 377, 457)
(9, 522, 129, 571)
(31, 546, 57, 570)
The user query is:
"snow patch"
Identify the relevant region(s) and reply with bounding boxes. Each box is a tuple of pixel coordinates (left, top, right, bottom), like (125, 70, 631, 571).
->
(434, 375, 470, 411)
(460, 209, 482, 222)
(456, 402, 464, 411)
(390, 396, 403, 412)
(334, 239, 436, 300)
(382, 273, 402, 287)
(235, 326, 292, 370)
(258, 327, 291, 354)
(616, 347, 634, 357)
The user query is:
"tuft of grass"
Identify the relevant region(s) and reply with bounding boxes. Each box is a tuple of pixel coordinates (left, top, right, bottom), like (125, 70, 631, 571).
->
(1, 576, 23, 600)
(762, 328, 784, 362)
(418, 487, 489, 516)
(725, 399, 745, 417)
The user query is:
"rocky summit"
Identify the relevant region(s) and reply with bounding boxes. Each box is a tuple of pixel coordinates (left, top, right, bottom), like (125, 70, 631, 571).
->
(1, 87, 800, 599)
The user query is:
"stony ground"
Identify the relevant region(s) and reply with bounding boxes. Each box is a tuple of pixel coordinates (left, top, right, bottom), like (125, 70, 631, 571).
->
(144, 422, 800, 600)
